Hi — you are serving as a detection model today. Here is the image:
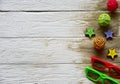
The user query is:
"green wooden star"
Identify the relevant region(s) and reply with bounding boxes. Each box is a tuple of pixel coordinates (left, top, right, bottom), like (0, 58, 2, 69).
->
(85, 28, 95, 38)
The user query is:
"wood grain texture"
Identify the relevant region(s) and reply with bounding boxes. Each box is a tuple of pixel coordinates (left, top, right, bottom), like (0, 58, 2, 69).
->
(0, 0, 119, 11)
(0, 0, 120, 84)
(1, 38, 120, 64)
(0, 0, 112, 11)
(0, 12, 119, 37)
(0, 64, 94, 84)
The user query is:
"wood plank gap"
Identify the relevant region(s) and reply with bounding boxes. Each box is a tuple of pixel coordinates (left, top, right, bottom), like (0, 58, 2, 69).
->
(0, 10, 120, 12)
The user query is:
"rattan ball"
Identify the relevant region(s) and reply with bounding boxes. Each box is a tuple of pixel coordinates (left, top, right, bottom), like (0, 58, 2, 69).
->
(107, 0, 119, 12)
(93, 37, 105, 50)
(98, 14, 111, 27)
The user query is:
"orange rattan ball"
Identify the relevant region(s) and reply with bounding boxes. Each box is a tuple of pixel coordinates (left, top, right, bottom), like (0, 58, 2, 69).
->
(93, 37, 105, 50)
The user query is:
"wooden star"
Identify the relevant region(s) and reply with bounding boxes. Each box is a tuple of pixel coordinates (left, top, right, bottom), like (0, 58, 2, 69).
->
(85, 28, 95, 38)
(107, 49, 118, 59)
(104, 29, 114, 39)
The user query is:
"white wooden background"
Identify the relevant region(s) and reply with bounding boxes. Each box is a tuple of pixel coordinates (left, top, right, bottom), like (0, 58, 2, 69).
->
(0, 0, 120, 84)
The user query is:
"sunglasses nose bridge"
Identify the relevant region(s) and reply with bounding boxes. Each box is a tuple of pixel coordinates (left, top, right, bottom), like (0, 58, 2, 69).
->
(105, 66, 109, 70)
(100, 74, 106, 79)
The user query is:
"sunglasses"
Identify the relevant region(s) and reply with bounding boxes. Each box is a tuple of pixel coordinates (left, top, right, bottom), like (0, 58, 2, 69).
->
(85, 67, 120, 84)
(91, 56, 120, 78)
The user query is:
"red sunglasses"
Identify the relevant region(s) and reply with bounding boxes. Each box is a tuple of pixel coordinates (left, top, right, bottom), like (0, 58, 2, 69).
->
(91, 56, 120, 78)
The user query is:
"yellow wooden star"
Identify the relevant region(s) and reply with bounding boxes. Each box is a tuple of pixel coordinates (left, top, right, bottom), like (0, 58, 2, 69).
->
(107, 49, 118, 59)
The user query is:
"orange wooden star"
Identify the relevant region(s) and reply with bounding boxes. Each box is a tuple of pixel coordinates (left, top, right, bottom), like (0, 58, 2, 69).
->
(107, 48, 118, 59)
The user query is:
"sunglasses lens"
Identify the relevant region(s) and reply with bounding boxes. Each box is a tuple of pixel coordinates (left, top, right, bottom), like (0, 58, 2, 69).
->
(104, 79, 117, 84)
(109, 68, 120, 76)
(88, 70, 99, 80)
(94, 61, 105, 69)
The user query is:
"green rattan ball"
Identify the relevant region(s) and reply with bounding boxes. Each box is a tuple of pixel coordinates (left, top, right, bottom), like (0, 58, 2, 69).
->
(98, 14, 111, 27)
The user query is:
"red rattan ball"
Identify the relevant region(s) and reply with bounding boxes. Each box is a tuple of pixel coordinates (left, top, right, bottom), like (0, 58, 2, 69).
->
(107, 0, 119, 12)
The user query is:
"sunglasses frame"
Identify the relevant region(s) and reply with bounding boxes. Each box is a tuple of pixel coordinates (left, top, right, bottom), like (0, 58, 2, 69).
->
(85, 67, 119, 84)
(91, 56, 120, 78)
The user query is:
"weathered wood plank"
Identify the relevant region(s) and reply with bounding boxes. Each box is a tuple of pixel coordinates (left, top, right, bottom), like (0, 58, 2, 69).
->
(0, 38, 87, 64)
(0, 38, 120, 64)
(0, 12, 119, 37)
(0, 0, 120, 11)
(0, 64, 93, 84)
